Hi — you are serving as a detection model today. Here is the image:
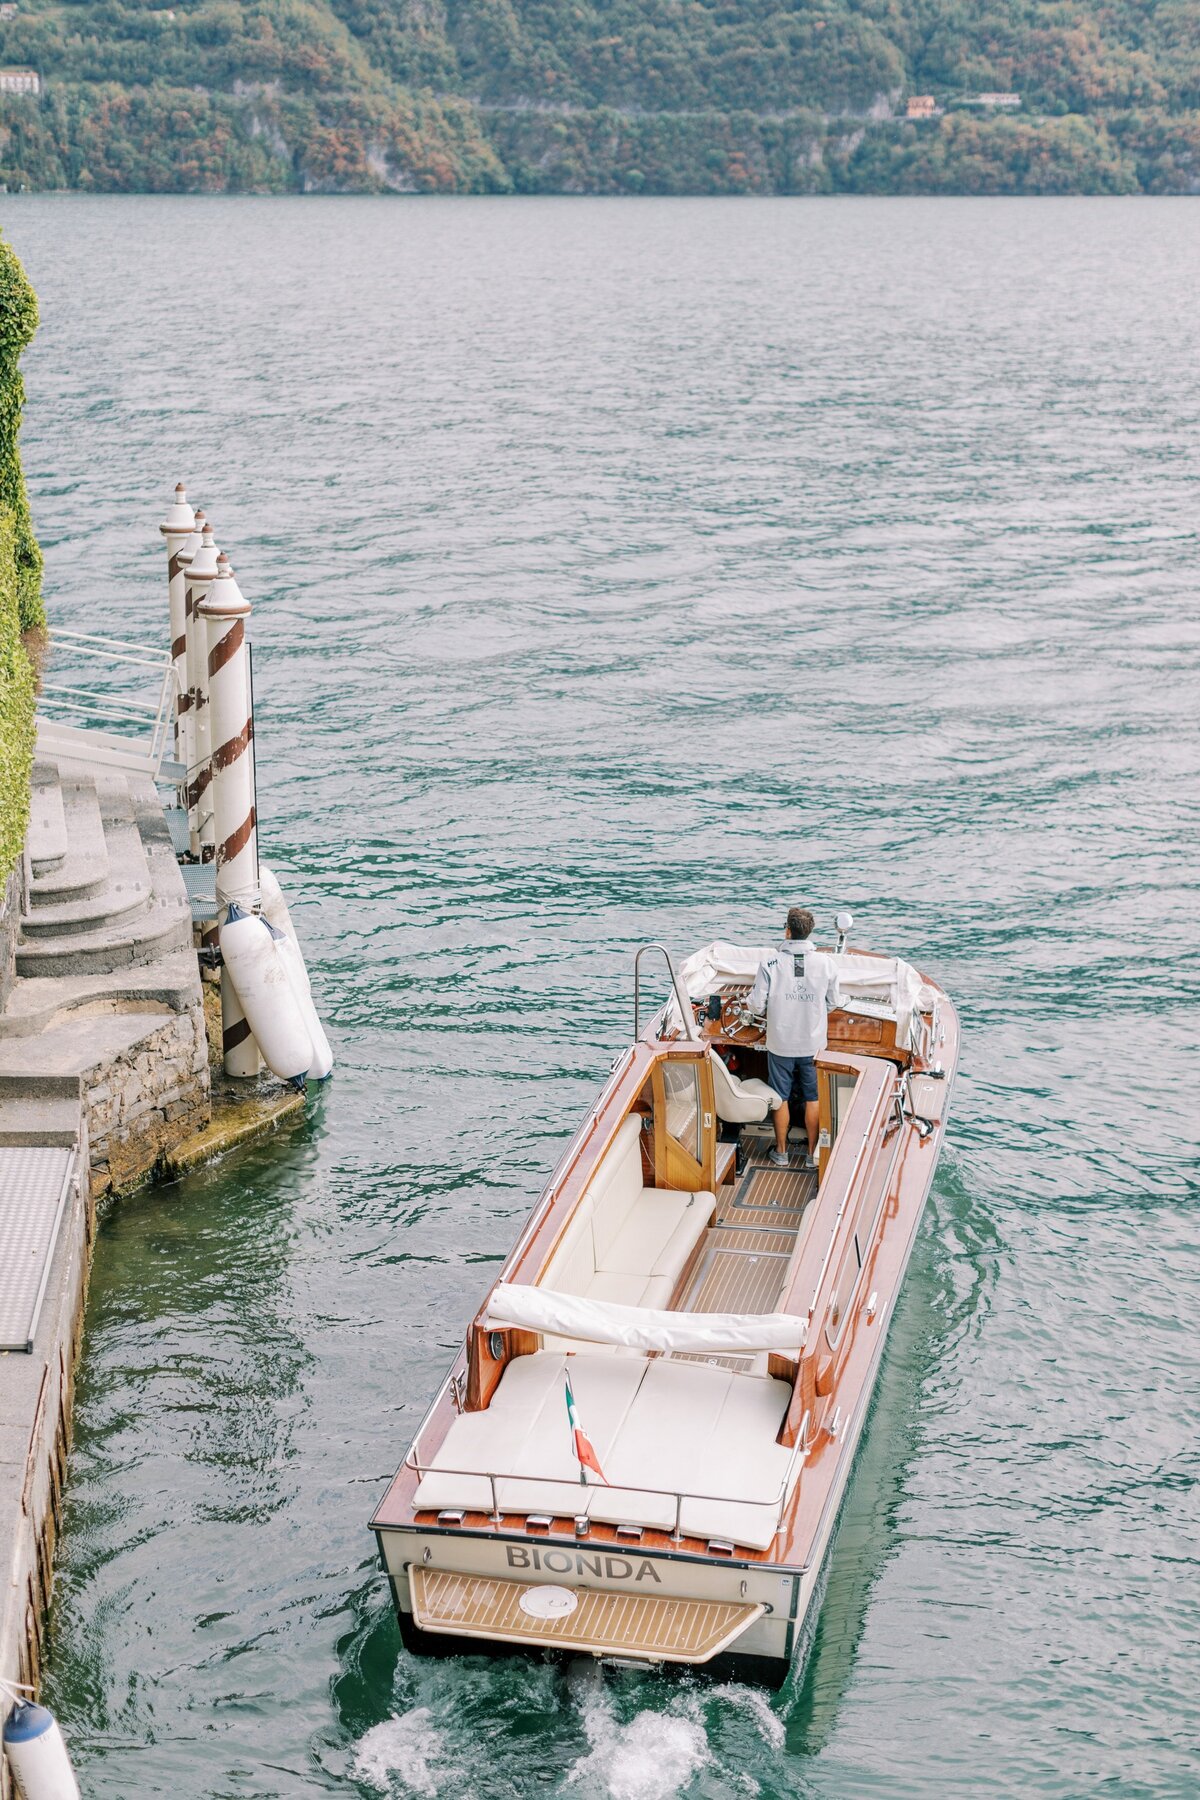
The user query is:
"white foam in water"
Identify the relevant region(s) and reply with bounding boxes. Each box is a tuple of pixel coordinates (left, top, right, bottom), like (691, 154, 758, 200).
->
(355, 1707, 451, 1797)
(566, 1666, 709, 1800)
(709, 1683, 785, 1750)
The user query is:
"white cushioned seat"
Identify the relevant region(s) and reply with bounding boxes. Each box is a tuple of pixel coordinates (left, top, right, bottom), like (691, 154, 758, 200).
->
(710, 1051, 783, 1125)
(539, 1115, 715, 1316)
(601, 1188, 709, 1278)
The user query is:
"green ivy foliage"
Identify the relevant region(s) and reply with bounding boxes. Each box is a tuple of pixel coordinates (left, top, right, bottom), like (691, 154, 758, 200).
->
(0, 504, 36, 888)
(0, 235, 40, 886)
(0, 238, 42, 632)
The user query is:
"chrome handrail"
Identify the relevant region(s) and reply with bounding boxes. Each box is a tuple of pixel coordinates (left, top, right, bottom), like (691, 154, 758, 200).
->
(633, 942, 699, 1043)
(51, 625, 171, 663)
(40, 682, 161, 719)
(38, 627, 178, 777)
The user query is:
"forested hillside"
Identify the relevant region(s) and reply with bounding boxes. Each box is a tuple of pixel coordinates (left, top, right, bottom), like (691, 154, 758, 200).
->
(1, 0, 1199, 194)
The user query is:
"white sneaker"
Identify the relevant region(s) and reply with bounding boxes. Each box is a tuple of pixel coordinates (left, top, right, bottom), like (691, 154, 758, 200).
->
(768, 1149, 789, 1168)
(803, 1150, 818, 1171)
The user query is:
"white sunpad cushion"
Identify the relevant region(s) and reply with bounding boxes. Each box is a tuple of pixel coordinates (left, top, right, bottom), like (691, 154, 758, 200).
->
(587, 1360, 727, 1531)
(415, 1350, 797, 1549)
(415, 1352, 645, 1517)
(413, 1351, 570, 1511)
(677, 1372, 795, 1550)
(587, 1362, 793, 1548)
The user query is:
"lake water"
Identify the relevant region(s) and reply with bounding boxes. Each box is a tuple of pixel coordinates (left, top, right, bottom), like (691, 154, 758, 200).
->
(3, 194, 1197, 1799)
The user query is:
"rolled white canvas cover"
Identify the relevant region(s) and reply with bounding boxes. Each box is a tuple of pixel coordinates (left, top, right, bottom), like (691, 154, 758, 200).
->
(485, 1282, 807, 1354)
(671, 940, 938, 1048)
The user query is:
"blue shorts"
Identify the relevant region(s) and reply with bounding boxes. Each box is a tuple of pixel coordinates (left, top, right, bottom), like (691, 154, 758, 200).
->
(767, 1053, 817, 1108)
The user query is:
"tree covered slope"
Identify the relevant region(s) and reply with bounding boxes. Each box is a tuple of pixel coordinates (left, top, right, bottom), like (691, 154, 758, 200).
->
(1, 0, 1199, 193)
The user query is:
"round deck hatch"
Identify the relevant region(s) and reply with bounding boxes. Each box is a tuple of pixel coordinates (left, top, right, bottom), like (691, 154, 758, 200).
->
(519, 1585, 577, 1620)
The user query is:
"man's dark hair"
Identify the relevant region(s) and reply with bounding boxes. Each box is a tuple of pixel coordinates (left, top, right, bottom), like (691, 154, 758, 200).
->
(786, 906, 815, 940)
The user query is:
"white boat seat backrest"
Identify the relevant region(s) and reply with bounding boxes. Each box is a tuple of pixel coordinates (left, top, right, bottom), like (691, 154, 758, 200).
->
(539, 1113, 715, 1322)
(709, 1050, 783, 1124)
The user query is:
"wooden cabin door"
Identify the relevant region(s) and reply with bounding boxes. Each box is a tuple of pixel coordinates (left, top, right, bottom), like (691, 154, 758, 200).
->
(651, 1054, 717, 1192)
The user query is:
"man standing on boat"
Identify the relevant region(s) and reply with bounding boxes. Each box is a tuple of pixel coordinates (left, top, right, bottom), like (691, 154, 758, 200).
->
(749, 907, 840, 1170)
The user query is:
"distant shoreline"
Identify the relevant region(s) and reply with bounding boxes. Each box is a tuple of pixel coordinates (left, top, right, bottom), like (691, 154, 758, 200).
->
(1, 94, 1198, 200)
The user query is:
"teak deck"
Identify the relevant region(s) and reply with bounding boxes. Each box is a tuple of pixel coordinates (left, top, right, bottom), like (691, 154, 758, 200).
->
(412, 1568, 762, 1663)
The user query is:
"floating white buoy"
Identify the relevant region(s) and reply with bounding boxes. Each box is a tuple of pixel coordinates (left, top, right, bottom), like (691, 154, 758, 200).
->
(3, 1700, 81, 1800)
(259, 864, 334, 1081)
(219, 902, 313, 1086)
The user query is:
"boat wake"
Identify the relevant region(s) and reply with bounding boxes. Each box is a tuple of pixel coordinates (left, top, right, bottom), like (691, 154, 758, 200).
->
(354, 1705, 455, 1797)
(564, 1664, 709, 1800)
(352, 1661, 786, 1799)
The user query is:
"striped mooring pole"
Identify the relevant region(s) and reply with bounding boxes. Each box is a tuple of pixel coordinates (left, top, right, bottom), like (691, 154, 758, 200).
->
(159, 483, 194, 765)
(198, 553, 263, 1079)
(184, 520, 220, 874)
(175, 504, 204, 837)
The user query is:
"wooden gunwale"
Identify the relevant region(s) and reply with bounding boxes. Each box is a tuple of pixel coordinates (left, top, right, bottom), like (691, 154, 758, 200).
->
(372, 965, 959, 1590)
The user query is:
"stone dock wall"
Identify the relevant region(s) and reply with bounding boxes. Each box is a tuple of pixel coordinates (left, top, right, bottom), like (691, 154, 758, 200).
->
(0, 750, 208, 1796)
(1, 745, 308, 1793)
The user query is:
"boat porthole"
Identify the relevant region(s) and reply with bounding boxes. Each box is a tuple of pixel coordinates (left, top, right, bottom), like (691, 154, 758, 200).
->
(518, 1585, 578, 1620)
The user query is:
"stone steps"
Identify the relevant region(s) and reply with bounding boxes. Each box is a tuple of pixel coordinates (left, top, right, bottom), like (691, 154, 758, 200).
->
(16, 767, 191, 978)
(3, 741, 211, 1206)
(15, 895, 190, 978)
(20, 812, 151, 934)
(28, 774, 110, 904)
(0, 953, 200, 1041)
(27, 763, 69, 871)
(0, 1076, 81, 1148)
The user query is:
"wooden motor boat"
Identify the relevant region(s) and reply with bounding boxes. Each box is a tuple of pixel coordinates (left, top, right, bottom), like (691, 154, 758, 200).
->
(371, 929, 958, 1687)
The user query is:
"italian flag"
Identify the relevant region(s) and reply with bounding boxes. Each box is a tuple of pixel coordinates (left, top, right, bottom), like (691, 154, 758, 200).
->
(565, 1369, 606, 1485)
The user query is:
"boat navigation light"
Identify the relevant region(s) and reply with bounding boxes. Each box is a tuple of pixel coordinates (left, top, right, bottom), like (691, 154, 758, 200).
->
(835, 911, 853, 954)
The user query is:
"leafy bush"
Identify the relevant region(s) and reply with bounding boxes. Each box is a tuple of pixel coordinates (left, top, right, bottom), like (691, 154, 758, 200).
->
(0, 235, 40, 886)
(0, 237, 41, 632)
(0, 503, 36, 887)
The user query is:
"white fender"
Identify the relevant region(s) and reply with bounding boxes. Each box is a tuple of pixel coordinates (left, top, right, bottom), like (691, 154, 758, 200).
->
(259, 865, 334, 1081)
(3, 1701, 81, 1800)
(274, 931, 333, 1080)
(219, 904, 313, 1085)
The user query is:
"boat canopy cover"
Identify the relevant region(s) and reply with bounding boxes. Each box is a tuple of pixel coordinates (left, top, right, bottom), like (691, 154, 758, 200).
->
(673, 941, 938, 1048)
(485, 1282, 807, 1354)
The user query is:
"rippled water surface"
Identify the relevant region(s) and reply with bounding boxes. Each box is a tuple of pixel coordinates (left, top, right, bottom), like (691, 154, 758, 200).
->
(3, 195, 1198, 1799)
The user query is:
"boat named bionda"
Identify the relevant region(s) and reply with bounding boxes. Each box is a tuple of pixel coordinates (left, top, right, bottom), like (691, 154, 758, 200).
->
(371, 920, 957, 1685)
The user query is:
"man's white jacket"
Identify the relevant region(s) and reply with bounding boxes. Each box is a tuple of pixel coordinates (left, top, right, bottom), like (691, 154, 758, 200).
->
(748, 937, 840, 1057)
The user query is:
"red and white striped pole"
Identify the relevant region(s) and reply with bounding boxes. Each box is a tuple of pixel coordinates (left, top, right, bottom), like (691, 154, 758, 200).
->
(198, 553, 262, 1078)
(175, 505, 204, 837)
(159, 483, 194, 764)
(185, 520, 220, 867)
